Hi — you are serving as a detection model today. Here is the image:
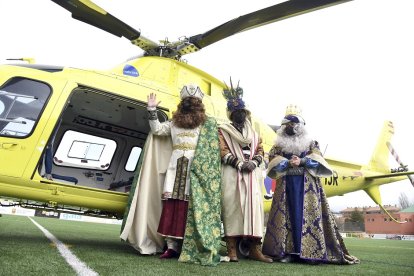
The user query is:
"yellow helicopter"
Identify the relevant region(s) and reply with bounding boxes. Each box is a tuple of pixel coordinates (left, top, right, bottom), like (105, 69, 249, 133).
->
(0, 0, 413, 220)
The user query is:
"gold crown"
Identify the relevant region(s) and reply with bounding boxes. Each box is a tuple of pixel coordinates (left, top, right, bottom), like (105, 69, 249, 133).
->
(180, 84, 204, 100)
(285, 104, 302, 116)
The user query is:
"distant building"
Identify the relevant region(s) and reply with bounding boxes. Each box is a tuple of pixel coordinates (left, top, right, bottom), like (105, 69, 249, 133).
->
(339, 205, 405, 233)
(341, 205, 400, 219)
(365, 205, 414, 235)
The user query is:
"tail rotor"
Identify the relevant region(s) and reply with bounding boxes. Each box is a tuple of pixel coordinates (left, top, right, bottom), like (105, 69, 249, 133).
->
(386, 142, 414, 187)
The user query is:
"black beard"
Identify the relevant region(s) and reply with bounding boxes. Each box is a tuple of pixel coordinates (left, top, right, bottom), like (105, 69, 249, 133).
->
(232, 121, 244, 132)
(232, 112, 246, 124)
(285, 126, 296, 136)
(181, 98, 192, 113)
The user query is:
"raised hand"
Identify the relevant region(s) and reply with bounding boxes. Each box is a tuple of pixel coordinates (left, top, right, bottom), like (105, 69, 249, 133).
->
(147, 93, 161, 108)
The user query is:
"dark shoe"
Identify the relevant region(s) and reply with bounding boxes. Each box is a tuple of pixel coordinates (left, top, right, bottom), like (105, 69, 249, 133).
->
(302, 259, 320, 265)
(160, 249, 179, 259)
(279, 255, 293, 263)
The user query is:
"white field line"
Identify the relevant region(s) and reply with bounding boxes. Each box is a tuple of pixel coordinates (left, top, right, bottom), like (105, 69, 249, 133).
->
(28, 216, 99, 276)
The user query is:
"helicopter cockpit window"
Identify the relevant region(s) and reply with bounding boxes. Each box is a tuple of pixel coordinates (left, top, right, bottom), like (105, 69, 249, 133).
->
(54, 130, 117, 170)
(0, 77, 50, 138)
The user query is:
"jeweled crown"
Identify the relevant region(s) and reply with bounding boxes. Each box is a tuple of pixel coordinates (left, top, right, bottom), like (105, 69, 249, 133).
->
(282, 104, 305, 125)
(285, 104, 302, 116)
(222, 78, 246, 112)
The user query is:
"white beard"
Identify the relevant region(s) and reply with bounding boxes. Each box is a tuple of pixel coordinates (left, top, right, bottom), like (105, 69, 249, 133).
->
(275, 125, 312, 155)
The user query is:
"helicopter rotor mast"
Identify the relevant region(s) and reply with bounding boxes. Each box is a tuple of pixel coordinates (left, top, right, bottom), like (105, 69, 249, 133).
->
(51, 0, 353, 59)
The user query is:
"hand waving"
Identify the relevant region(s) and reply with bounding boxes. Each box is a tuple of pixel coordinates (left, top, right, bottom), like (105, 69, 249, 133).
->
(147, 93, 161, 108)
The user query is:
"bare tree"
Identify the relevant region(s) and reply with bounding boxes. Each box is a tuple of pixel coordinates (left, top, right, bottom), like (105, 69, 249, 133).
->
(398, 193, 412, 209)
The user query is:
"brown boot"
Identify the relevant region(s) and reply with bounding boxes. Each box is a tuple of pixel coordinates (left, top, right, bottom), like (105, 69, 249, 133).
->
(225, 237, 239, 262)
(248, 238, 273, 263)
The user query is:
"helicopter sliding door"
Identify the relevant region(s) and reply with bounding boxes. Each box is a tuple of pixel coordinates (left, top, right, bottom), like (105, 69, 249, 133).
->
(0, 76, 66, 178)
(42, 87, 168, 191)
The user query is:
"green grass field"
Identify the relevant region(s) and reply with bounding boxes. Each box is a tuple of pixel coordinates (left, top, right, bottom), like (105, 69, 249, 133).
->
(1, 214, 413, 275)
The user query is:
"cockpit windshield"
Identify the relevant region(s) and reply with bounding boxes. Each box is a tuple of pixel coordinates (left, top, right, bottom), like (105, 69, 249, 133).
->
(0, 77, 51, 137)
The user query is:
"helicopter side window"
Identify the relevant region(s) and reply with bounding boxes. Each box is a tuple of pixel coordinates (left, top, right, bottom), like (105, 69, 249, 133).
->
(0, 77, 51, 138)
(54, 130, 117, 170)
(125, 146, 142, 172)
(68, 141, 106, 161)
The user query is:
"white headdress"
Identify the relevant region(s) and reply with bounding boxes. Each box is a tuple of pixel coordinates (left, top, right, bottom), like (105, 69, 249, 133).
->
(180, 84, 204, 100)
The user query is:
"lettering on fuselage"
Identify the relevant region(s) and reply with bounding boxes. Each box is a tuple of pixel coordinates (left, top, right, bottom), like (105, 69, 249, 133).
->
(324, 170, 338, 186)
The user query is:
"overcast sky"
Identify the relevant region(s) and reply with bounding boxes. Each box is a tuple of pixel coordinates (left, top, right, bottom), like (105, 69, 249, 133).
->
(1, 0, 413, 212)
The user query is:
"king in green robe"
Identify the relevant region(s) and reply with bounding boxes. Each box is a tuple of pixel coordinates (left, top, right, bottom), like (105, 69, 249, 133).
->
(120, 116, 223, 266)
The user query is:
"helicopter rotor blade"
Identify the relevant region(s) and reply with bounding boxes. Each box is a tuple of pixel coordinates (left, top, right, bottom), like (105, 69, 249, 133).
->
(189, 0, 353, 50)
(51, 0, 353, 58)
(51, 0, 159, 52)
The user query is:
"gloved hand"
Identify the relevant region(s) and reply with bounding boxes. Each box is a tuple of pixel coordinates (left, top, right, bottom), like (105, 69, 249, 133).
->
(241, 161, 256, 173)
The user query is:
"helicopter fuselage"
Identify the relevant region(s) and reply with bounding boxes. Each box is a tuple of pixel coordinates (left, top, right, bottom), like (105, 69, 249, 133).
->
(0, 57, 409, 218)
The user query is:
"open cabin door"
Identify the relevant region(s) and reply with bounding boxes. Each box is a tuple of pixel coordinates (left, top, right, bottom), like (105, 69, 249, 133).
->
(36, 86, 168, 192)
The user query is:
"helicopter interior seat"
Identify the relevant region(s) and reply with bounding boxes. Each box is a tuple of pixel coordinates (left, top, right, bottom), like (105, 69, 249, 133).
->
(108, 176, 134, 191)
(42, 145, 78, 185)
(40, 119, 78, 185)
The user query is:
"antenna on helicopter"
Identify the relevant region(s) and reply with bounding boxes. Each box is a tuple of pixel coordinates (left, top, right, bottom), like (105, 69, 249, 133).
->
(6, 58, 36, 64)
(323, 144, 329, 156)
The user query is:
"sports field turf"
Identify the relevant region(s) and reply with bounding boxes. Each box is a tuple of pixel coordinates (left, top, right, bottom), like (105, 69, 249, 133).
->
(1, 214, 413, 275)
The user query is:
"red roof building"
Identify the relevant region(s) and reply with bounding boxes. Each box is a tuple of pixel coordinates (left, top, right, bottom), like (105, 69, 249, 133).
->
(364, 206, 414, 235)
(341, 205, 400, 218)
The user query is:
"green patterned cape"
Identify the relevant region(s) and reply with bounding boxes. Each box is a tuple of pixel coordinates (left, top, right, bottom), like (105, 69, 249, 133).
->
(178, 116, 222, 266)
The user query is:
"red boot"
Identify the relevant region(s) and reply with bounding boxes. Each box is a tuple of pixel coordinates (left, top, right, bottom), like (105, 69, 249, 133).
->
(160, 249, 179, 259)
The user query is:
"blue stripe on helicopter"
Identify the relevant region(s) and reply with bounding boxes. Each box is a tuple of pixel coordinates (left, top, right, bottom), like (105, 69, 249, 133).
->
(123, 64, 139, 77)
